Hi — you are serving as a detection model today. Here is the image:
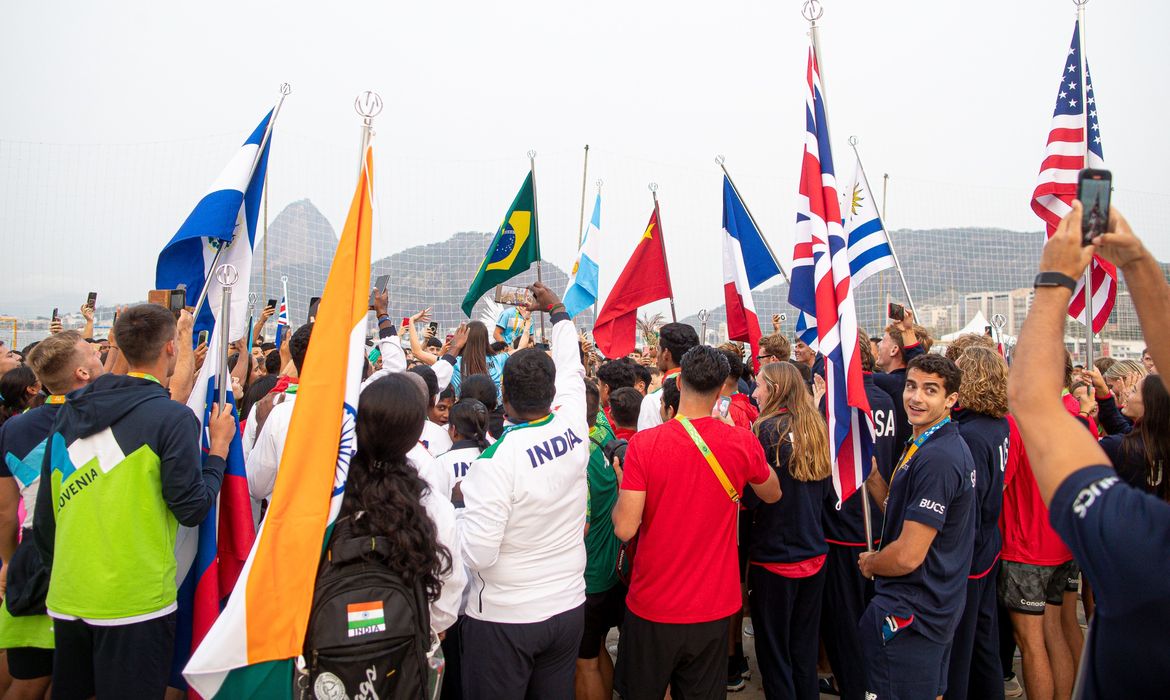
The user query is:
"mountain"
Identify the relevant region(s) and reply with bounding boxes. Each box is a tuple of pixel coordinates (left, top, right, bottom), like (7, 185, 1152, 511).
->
(251, 200, 576, 332)
(680, 228, 1150, 342)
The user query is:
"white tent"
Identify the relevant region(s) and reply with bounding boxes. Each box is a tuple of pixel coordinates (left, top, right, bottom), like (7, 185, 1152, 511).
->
(941, 310, 1015, 346)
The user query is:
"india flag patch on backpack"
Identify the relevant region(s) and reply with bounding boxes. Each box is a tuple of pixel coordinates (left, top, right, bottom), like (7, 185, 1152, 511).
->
(346, 601, 386, 638)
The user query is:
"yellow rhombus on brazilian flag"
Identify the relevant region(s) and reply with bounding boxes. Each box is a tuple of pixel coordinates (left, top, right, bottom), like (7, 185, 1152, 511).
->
(462, 171, 540, 315)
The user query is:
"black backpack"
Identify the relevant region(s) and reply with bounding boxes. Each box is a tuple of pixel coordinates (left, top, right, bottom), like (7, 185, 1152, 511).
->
(303, 518, 431, 700)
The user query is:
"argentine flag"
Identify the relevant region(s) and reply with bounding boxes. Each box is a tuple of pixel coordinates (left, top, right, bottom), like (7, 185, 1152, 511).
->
(563, 193, 601, 319)
(157, 110, 273, 340)
(842, 153, 895, 287)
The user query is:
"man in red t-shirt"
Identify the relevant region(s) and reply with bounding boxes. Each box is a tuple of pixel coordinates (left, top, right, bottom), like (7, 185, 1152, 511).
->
(612, 346, 780, 700)
(998, 416, 1080, 700)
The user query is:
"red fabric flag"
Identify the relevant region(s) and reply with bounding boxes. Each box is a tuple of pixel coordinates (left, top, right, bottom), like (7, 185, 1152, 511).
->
(593, 207, 673, 358)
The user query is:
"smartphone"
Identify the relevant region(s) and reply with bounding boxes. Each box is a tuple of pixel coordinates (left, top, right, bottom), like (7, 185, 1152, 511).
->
(493, 283, 533, 307)
(266, 298, 277, 311)
(86, 292, 97, 310)
(51, 307, 59, 322)
(717, 396, 731, 419)
(428, 321, 439, 336)
(887, 302, 905, 322)
(368, 274, 390, 309)
(168, 289, 187, 317)
(308, 297, 321, 323)
(197, 330, 209, 346)
(401, 317, 410, 329)
(1077, 169, 1111, 245)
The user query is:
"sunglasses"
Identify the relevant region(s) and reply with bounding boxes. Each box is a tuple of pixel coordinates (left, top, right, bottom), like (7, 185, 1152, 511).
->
(757, 354, 773, 361)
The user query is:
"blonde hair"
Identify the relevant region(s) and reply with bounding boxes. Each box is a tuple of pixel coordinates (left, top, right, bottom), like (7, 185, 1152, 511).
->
(1104, 359, 1146, 382)
(754, 362, 830, 482)
(26, 331, 85, 394)
(956, 347, 1008, 418)
(945, 333, 995, 361)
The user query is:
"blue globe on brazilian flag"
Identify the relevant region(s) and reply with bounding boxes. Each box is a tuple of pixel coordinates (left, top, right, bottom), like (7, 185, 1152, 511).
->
(462, 171, 540, 315)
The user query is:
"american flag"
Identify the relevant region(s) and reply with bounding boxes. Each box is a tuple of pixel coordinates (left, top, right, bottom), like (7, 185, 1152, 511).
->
(787, 46, 874, 506)
(1030, 20, 1114, 333)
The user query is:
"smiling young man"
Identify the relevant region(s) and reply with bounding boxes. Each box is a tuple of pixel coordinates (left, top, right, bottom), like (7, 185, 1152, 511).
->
(857, 354, 976, 700)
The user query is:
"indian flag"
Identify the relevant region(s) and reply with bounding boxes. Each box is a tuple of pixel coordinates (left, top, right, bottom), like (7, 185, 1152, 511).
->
(347, 601, 386, 638)
(184, 139, 376, 698)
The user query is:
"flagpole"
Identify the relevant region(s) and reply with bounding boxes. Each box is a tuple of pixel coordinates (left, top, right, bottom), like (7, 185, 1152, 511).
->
(879, 173, 889, 310)
(192, 82, 291, 324)
(849, 137, 917, 319)
(529, 150, 546, 341)
(1076, 0, 1095, 368)
(577, 145, 590, 249)
(262, 175, 269, 300)
(716, 155, 790, 285)
(215, 265, 239, 408)
(649, 183, 677, 323)
(592, 178, 603, 325)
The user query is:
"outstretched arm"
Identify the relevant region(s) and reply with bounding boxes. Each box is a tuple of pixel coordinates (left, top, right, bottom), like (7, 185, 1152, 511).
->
(1009, 201, 1109, 504)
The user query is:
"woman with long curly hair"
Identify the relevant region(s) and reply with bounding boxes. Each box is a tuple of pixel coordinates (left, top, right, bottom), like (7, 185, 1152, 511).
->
(948, 346, 1012, 698)
(746, 361, 831, 700)
(331, 372, 465, 635)
(449, 321, 508, 401)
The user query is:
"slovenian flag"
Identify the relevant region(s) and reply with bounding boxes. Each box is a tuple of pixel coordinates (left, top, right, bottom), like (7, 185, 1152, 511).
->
(156, 111, 273, 340)
(564, 193, 601, 319)
(185, 140, 375, 698)
(721, 176, 782, 371)
(172, 310, 256, 693)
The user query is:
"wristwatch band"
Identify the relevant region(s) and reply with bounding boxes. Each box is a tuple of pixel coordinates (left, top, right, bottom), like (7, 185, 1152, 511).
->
(1033, 272, 1078, 293)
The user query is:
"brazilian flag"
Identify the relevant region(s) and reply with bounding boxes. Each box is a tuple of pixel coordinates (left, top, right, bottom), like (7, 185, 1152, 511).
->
(462, 171, 541, 315)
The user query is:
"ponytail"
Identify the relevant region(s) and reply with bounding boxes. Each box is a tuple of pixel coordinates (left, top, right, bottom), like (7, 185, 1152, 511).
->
(449, 398, 490, 451)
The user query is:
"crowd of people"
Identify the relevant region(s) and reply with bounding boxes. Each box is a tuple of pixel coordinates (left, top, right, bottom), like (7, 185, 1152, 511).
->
(0, 203, 1166, 699)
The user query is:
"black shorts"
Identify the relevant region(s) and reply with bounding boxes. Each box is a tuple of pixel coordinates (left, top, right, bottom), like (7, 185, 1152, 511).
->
(579, 584, 626, 659)
(998, 560, 1079, 614)
(614, 612, 730, 700)
(6, 647, 52, 680)
(53, 612, 176, 699)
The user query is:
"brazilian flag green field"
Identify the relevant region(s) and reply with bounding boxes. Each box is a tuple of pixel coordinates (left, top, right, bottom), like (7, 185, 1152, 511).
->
(462, 171, 540, 315)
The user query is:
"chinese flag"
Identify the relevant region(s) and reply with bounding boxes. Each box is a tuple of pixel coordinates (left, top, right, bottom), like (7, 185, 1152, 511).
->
(593, 207, 673, 358)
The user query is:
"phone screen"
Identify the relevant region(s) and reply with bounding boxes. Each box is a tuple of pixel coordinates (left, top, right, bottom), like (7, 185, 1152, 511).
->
(493, 284, 533, 307)
(428, 321, 439, 335)
(717, 396, 731, 418)
(369, 274, 391, 308)
(308, 297, 321, 323)
(86, 292, 97, 310)
(51, 307, 59, 322)
(198, 330, 209, 346)
(887, 302, 905, 321)
(266, 298, 277, 310)
(1078, 170, 1112, 243)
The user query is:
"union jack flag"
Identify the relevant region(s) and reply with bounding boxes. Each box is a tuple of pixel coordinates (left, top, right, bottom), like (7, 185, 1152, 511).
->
(787, 46, 874, 507)
(1030, 20, 1114, 333)
(274, 294, 290, 348)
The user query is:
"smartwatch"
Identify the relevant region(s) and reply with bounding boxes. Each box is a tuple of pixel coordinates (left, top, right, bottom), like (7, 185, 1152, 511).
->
(1033, 272, 1077, 293)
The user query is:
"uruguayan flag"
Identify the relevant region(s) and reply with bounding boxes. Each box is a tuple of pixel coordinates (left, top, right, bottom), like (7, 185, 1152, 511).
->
(563, 193, 601, 319)
(842, 154, 895, 287)
(157, 111, 273, 340)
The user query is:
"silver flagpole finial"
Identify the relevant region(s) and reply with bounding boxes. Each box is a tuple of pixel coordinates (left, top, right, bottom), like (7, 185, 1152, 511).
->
(715, 155, 726, 166)
(279, 83, 292, 96)
(1072, 0, 1088, 7)
(596, 179, 604, 191)
(280, 275, 289, 284)
(215, 264, 240, 288)
(527, 150, 537, 160)
(648, 182, 658, 193)
(802, 0, 824, 22)
(355, 91, 383, 131)
(848, 135, 860, 147)
(992, 313, 1007, 331)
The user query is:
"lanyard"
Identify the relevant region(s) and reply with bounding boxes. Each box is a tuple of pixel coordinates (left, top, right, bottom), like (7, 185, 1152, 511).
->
(891, 416, 951, 482)
(128, 372, 161, 385)
(675, 416, 740, 503)
(45, 395, 67, 405)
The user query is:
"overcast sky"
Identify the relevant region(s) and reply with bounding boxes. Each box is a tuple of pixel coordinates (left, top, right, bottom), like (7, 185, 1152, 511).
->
(2, 0, 1168, 318)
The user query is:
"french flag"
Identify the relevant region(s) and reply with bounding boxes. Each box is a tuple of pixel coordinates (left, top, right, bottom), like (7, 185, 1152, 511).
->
(788, 46, 874, 507)
(172, 317, 256, 695)
(721, 175, 782, 370)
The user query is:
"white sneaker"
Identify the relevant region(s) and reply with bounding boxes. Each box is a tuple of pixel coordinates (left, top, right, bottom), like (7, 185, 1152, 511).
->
(1004, 675, 1024, 698)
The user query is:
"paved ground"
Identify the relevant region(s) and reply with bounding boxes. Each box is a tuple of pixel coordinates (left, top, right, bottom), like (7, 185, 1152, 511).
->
(603, 610, 1087, 699)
